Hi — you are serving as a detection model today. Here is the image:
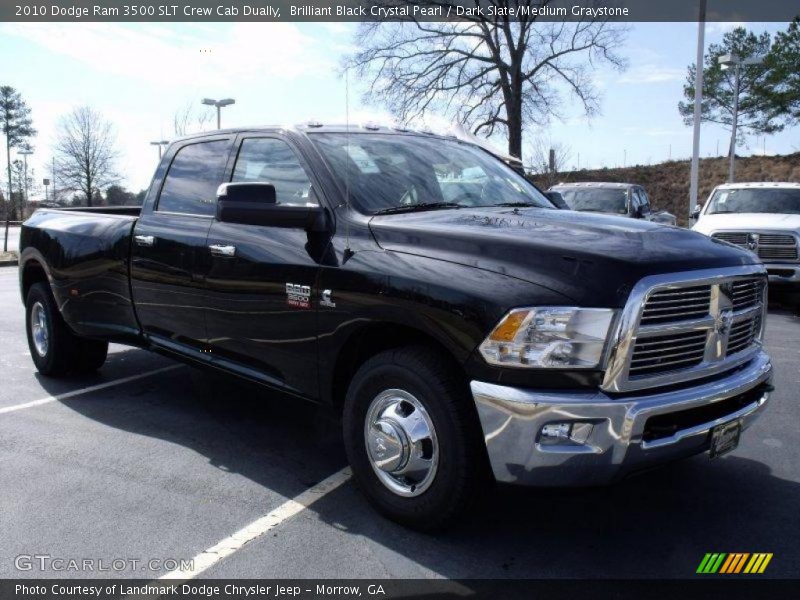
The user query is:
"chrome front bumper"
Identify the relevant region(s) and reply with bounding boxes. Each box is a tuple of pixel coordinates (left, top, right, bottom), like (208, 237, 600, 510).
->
(471, 351, 773, 486)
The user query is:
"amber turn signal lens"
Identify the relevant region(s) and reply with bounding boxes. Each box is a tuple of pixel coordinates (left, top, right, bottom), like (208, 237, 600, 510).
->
(489, 310, 530, 342)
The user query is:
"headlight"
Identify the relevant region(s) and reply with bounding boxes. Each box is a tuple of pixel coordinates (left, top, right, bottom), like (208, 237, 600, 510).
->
(479, 307, 616, 369)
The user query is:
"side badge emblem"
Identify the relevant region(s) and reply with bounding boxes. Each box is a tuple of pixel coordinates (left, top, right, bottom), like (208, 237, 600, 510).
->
(321, 289, 336, 308)
(286, 283, 311, 309)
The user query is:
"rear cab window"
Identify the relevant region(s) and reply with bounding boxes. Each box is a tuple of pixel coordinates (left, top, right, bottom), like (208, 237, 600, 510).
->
(157, 139, 231, 216)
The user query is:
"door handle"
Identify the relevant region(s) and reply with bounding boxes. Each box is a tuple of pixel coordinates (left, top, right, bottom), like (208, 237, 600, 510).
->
(134, 234, 155, 247)
(209, 244, 236, 258)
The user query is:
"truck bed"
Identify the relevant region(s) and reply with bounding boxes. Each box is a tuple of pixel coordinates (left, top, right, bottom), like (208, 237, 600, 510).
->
(20, 207, 142, 341)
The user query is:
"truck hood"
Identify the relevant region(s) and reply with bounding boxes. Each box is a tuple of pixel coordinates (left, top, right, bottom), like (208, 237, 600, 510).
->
(369, 207, 758, 307)
(693, 212, 800, 234)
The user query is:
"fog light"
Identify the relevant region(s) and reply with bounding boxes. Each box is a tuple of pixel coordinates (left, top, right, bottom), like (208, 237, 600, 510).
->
(540, 423, 572, 442)
(539, 422, 594, 446)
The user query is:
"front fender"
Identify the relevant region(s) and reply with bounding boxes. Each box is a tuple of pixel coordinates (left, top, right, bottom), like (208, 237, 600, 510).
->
(316, 249, 573, 403)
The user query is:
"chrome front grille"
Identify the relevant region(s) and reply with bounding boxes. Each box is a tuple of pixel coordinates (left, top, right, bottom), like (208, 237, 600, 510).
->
(712, 231, 799, 261)
(602, 266, 768, 393)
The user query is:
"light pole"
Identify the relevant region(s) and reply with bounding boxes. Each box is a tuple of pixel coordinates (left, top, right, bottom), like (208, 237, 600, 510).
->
(150, 140, 169, 159)
(202, 98, 235, 129)
(689, 0, 706, 223)
(19, 148, 33, 217)
(718, 53, 764, 183)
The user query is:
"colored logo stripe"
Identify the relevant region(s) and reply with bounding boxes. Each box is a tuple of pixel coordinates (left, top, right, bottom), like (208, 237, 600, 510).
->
(744, 553, 773, 574)
(697, 553, 726, 573)
(697, 553, 773, 574)
(720, 553, 749, 573)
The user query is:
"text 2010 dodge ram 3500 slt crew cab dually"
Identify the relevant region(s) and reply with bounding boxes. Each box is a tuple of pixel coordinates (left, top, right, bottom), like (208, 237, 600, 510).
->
(20, 125, 773, 529)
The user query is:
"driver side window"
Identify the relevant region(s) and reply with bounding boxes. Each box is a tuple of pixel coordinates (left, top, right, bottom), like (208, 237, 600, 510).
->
(232, 138, 316, 206)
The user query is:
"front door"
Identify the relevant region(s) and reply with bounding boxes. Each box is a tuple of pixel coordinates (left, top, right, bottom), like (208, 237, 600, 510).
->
(204, 135, 328, 398)
(131, 136, 233, 353)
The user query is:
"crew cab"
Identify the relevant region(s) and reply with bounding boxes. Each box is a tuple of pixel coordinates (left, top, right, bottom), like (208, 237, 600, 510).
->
(548, 182, 677, 225)
(19, 125, 772, 529)
(693, 182, 800, 291)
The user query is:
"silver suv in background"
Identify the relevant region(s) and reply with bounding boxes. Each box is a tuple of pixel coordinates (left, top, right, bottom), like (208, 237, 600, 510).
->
(692, 182, 800, 291)
(548, 182, 677, 225)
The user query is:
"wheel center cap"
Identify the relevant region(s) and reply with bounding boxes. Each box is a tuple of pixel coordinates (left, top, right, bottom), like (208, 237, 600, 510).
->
(367, 420, 408, 473)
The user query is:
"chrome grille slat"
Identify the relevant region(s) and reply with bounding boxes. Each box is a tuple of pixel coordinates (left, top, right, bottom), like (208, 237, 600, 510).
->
(647, 287, 709, 296)
(640, 313, 709, 324)
(643, 300, 710, 310)
(631, 348, 706, 364)
(642, 299, 710, 310)
(633, 333, 706, 349)
(629, 356, 705, 377)
(632, 340, 708, 356)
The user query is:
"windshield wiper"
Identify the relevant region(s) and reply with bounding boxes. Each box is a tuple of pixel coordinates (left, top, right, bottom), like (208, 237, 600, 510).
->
(373, 202, 465, 215)
(486, 202, 540, 208)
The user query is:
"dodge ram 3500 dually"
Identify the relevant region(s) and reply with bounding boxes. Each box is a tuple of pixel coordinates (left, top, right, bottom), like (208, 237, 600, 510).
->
(20, 125, 773, 529)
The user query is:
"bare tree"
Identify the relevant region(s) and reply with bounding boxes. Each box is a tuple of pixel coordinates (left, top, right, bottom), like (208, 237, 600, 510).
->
(346, 1, 627, 158)
(1, 85, 36, 250)
(526, 137, 572, 187)
(173, 102, 214, 137)
(54, 107, 120, 206)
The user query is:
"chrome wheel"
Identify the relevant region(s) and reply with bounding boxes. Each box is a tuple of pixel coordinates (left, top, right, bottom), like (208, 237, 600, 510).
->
(364, 389, 439, 497)
(31, 301, 50, 357)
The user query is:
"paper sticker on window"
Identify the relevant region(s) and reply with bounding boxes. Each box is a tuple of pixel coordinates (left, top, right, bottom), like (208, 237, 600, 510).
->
(344, 145, 380, 173)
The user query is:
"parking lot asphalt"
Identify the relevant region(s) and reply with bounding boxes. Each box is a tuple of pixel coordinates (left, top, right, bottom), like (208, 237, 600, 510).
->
(1, 264, 799, 580)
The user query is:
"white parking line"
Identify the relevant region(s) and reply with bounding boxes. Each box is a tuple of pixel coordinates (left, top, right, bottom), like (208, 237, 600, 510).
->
(0, 364, 182, 415)
(159, 467, 353, 580)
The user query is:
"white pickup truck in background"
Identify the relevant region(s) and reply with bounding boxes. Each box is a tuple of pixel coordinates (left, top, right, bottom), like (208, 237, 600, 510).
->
(693, 182, 800, 295)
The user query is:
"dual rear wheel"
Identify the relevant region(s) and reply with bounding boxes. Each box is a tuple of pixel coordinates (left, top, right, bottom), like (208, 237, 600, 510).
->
(25, 282, 108, 377)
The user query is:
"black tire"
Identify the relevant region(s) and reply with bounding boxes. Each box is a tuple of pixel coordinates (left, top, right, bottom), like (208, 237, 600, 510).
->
(25, 282, 108, 377)
(343, 345, 490, 531)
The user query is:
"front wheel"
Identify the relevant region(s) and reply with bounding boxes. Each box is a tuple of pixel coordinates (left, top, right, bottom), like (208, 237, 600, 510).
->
(343, 346, 490, 530)
(26, 282, 108, 377)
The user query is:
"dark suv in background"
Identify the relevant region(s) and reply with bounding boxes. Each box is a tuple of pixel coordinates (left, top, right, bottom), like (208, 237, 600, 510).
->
(549, 182, 677, 225)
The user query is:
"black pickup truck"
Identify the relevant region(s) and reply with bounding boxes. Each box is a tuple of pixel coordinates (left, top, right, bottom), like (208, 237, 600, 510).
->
(20, 125, 773, 529)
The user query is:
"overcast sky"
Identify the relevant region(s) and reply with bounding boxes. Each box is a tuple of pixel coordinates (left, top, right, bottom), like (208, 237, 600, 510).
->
(1, 21, 797, 195)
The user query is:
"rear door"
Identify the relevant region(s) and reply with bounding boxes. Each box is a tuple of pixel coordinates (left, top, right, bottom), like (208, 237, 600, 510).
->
(131, 135, 233, 354)
(204, 134, 327, 398)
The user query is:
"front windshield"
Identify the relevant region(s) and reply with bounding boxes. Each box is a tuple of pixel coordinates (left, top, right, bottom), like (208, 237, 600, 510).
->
(706, 188, 800, 215)
(558, 188, 629, 214)
(309, 133, 554, 214)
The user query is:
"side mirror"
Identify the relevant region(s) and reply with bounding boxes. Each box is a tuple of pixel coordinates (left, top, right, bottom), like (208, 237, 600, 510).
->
(691, 204, 703, 220)
(544, 191, 569, 209)
(216, 182, 325, 230)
